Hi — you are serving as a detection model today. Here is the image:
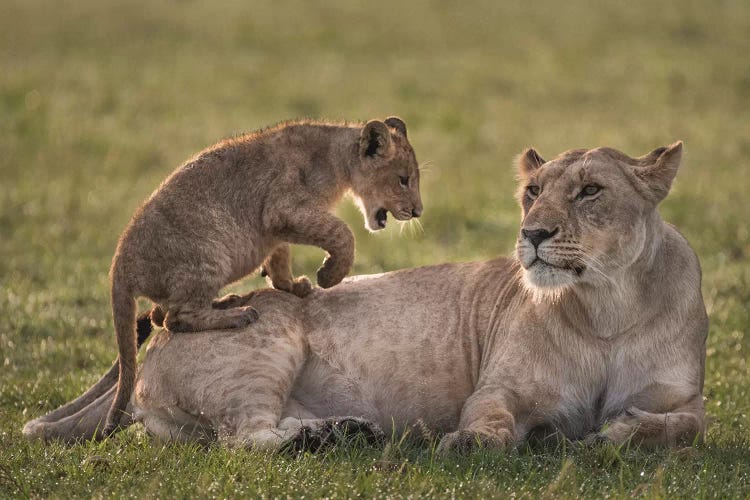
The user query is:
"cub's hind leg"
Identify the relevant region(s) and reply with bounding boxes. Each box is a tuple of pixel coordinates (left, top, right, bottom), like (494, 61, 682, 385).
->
(262, 244, 313, 298)
(163, 286, 258, 333)
(165, 302, 259, 332)
(211, 292, 258, 310)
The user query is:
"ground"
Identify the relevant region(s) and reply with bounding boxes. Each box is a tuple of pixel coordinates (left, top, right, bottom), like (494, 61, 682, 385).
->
(1, 0, 749, 497)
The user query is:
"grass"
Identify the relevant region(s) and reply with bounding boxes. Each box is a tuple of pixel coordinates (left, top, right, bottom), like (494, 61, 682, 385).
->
(1, 0, 749, 497)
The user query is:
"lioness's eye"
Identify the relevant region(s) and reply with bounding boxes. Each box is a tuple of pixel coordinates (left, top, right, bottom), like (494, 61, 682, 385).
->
(399, 176, 409, 187)
(578, 185, 601, 199)
(526, 185, 540, 199)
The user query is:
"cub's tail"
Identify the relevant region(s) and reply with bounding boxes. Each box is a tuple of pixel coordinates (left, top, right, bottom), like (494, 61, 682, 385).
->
(103, 278, 137, 436)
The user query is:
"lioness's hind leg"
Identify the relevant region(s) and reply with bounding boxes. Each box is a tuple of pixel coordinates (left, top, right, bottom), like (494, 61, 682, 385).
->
(140, 407, 214, 444)
(209, 323, 309, 451)
(219, 386, 303, 451)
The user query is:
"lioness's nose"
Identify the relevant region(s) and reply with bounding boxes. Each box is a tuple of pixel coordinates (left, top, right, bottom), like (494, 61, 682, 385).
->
(412, 207, 422, 218)
(522, 227, 558, 248)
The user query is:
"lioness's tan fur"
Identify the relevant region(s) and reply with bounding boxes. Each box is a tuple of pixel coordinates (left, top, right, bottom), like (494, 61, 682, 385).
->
(25, 142, 706, 452)
(103, 117, 423, 434)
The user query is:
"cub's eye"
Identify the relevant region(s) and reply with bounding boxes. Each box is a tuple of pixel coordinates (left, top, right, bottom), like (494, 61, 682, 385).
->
(577, 185, 601, 199)
(399, 176, 409, 187)
(526, 185, 540, 199)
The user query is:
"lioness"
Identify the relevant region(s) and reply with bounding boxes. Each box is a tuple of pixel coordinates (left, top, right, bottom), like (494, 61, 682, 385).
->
(102, 117, 422, 435)
(24, 142, 706, 452)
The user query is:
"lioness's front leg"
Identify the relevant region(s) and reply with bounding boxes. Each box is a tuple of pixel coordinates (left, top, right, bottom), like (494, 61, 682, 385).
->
(437, 387, 520, 455)
(262, 243, 313, 298)
(595, 396, 705, 447)
(277, 212, 355, 289)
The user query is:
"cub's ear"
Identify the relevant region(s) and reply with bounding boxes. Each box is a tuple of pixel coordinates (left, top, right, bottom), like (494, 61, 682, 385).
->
(384, 116, 407, 137)
(516, 148, 545, 178)
(360, 120, 392, 158)
(634, 141, 683, 202)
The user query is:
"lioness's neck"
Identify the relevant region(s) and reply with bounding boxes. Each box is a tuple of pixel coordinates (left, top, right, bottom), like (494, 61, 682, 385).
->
(563, 212, 669, 337)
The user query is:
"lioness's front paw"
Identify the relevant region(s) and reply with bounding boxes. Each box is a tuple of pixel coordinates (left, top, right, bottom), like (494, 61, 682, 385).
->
(597, 407, 643, 444)
(436, 429, 514, 456)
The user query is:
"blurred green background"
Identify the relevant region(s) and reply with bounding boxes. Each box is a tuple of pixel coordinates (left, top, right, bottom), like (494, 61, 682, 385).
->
(1, 0, 748, 497)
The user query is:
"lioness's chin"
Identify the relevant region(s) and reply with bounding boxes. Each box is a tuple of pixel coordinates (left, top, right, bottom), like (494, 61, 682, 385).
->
(523, 261, 579, 290)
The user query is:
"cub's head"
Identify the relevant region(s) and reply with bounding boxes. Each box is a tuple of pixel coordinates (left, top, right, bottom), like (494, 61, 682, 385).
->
(515, 141, 683, 291)
(351, 117, 423, 231)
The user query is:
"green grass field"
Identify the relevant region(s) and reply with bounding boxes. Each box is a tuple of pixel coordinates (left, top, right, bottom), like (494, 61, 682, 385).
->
(2, 0, 749, 497)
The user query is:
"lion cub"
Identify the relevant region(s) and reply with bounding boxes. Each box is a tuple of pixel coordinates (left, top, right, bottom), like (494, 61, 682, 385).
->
(104, 117, 423, 434)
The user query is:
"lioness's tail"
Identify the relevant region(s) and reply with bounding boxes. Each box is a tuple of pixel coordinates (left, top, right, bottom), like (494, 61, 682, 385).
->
(22, 312, 154, 443)
(103, 276, 137, 436)
(23, 377, 121, 443)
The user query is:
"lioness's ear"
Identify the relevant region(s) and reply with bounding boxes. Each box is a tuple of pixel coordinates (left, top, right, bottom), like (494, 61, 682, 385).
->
(360, 120, 392, 158)
(384, 116, 407, 137)
(516, 148, 545, 178)
(635, 141, 683, 202)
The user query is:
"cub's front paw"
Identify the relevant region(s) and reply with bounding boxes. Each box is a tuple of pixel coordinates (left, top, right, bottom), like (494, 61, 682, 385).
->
(270, 276, 313, 298)
(316, 266, 346, 289)
(291, 276, 313, 297)
(436, 429, 514, 456)
(232, 306, 260, 326)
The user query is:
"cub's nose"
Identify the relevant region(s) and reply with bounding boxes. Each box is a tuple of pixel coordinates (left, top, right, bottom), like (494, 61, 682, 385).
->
(521, 227, 558, 248)
(411, 207, 422, 218)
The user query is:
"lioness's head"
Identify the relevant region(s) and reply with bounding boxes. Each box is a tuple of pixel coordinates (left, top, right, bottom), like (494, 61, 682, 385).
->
(351, 117, 423, 231)
(515, 141, 683, 291)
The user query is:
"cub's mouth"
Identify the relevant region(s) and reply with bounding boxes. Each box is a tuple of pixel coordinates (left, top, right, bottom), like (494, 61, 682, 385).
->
(368, 207, 413, 231)
(375, 208, 388, 229)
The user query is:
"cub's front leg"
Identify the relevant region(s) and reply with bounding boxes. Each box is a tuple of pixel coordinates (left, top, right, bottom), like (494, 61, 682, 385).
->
(277, 211, 355, 289)
(262, 243, 313, 298)
(437, 387, 520, 455)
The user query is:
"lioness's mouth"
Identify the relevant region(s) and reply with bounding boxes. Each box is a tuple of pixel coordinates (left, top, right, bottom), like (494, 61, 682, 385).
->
(531, 258, 586, 276)
(375, 208, 388, 229)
